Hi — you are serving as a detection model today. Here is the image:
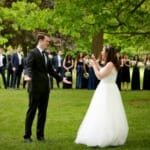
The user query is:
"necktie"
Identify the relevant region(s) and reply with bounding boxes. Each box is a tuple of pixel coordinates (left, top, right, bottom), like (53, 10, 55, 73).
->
(42, 51, 46, 64)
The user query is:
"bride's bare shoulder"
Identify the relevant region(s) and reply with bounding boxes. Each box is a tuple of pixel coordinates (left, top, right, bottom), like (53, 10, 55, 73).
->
(106, 62, 114, 68)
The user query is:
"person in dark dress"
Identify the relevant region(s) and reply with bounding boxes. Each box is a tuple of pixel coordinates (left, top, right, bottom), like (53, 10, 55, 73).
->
(121, 54, 130, 90)
(75, 52, 85, 89)
(63, 54, 74, 89)
(143, 53, 150, 90)
(131, 55, 140, 90)
(87, 54, 97, 90)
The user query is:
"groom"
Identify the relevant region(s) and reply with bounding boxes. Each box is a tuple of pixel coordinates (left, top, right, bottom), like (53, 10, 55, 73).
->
(23, 32, 71, 142)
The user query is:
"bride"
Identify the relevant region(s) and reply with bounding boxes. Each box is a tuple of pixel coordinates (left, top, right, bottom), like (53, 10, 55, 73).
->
(75, 45, 129, 148)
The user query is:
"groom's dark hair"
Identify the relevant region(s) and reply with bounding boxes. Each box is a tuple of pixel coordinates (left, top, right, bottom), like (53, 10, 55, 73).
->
(36, 32, 49, 41)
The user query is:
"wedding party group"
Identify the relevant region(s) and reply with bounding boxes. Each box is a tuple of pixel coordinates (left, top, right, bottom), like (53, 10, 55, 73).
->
(0, 40, 150, 91)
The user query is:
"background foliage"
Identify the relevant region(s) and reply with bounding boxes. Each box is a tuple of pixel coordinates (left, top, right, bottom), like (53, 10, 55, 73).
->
(0, 0, 149, 56)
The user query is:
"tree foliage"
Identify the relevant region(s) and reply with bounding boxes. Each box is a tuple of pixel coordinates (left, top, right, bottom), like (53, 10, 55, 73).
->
(0, 0, 149, 55)
(52, 0, 150, 53)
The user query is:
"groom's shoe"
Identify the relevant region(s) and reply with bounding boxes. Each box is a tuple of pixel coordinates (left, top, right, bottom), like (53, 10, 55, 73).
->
(24, 137, 32, 143)
(37, 137, 46, 142)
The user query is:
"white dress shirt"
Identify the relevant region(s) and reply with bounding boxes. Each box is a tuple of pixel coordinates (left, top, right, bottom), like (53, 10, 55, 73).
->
(58, 55, 61, 67)
(0, 54, 4, 67)
(37, 46, 47, 64)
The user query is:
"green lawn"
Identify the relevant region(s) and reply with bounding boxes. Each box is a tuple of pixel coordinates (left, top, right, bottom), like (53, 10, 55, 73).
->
(0, 88, 150, 150)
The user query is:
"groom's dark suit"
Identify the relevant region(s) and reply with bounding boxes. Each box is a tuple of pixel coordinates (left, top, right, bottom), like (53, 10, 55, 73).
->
(24, 47, 62, 140)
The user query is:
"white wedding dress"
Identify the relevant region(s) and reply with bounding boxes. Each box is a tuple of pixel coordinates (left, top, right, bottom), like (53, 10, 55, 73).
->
(75, 68, 128, 147)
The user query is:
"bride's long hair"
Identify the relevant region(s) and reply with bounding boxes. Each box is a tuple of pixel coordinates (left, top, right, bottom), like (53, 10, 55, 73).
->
(104, 45, 120, 71)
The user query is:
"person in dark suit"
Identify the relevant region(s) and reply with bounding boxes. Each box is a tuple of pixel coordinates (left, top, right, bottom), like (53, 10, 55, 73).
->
(52, 50, 64, 88)
(0, 47, 7, 89)
(23, 32, 71, 143)
(11, 45, 24, 89)
(6, 47, 14, 88)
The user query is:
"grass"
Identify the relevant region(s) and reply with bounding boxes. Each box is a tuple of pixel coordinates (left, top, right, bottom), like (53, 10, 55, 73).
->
(0, 88, 150, 150)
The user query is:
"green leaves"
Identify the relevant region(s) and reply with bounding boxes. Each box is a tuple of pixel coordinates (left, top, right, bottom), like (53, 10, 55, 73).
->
(0, 0, 149, 53)
(0, 36, 8, 45)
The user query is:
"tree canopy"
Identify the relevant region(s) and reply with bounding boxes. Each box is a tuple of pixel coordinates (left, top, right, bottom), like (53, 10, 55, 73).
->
(0, 0, 149, 56)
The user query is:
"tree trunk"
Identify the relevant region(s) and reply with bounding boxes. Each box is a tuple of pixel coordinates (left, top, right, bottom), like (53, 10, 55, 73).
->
(92, 32, 103, 58)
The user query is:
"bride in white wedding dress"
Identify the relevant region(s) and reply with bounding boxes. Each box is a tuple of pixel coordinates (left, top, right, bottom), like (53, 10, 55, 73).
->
(75, 45, 128, 148)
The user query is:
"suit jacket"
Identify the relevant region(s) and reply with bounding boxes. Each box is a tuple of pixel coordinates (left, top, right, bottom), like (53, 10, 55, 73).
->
(11, 53, 23, 70)
(52, 55, 63, 70)
(7, 54, 13, 70)
(24, 48, 62, 93)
